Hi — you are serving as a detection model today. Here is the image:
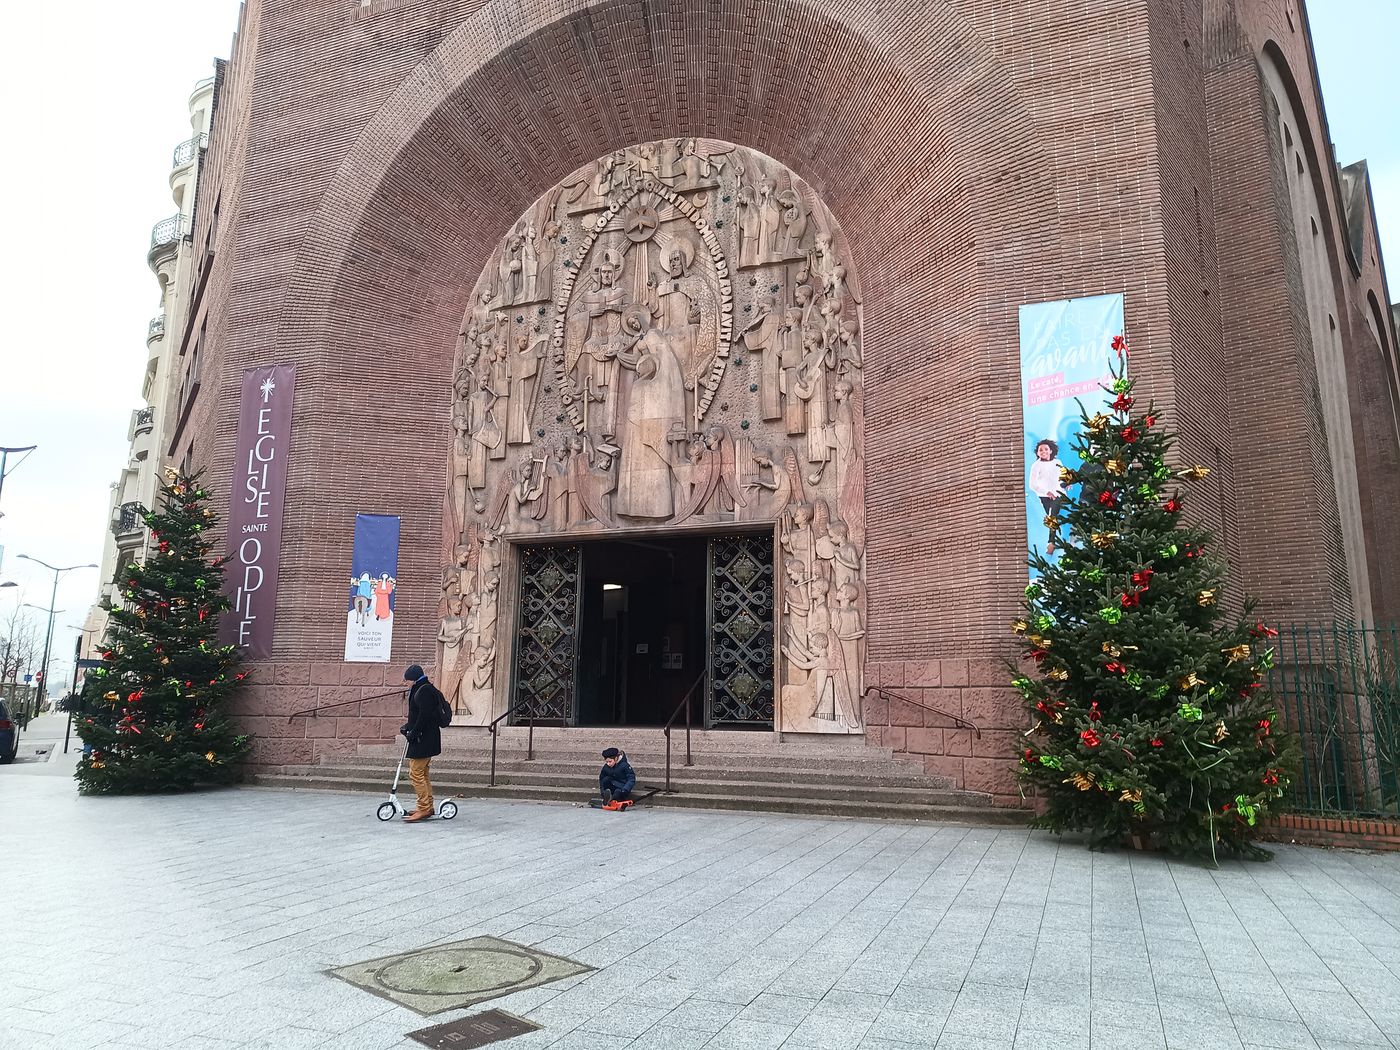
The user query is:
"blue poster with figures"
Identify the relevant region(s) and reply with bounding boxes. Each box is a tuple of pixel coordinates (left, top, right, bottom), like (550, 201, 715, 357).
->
(345, 514, 401, 663)
(1019, 293, 1125, 580)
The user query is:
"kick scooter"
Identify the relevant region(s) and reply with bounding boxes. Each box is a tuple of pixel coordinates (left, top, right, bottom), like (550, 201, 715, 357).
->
(376, 742, 458, 822)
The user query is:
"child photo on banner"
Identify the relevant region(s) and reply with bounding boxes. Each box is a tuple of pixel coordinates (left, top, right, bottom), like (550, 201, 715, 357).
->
(1019, 293, 1125, 581)
(345, 514, 401, 662)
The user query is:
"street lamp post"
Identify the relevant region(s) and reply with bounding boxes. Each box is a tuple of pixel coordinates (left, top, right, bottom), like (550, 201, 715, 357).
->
(66, 623, 98, 660)
(21, 603, 63, 720)
(17, 556, 97, 715)
(0, 445, 38, 519)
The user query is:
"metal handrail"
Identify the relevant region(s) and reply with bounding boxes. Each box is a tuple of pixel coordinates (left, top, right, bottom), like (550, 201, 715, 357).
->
(860, 685, 982, 738)
(148, 315, 165, 339)
(488, 699, 539, 786)
(662, 671, 706, 792)
(286, 686, 404, 723)
(171, 133, 208, 169)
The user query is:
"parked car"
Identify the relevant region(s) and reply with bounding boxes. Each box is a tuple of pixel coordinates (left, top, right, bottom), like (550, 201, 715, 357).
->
(0, 700, 19, 764)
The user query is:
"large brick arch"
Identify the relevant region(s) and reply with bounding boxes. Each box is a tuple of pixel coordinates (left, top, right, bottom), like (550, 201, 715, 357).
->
(269, 0, 1062, 662)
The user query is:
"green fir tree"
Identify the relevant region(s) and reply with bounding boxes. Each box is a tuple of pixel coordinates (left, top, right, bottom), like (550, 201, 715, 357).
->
(1014, 337, 1296, 860)
(76, 469, 250, 794)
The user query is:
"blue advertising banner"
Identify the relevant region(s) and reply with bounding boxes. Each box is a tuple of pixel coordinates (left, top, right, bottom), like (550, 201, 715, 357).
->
(1019, 293, 1125, 578)
(345, 514, 401, 663)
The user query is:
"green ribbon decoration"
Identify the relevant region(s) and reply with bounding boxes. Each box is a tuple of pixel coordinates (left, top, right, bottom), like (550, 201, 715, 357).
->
(1233, 794, 1258, 826)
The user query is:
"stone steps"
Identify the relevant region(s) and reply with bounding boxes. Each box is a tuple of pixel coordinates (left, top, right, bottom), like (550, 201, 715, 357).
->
(284, 756, 954, 790)
(363, 725, 895, 759)
(248, 773, 1030, 825)
(261, 723, 1030, 826)
(258, 762, 981, 806)
(330, 754, 943, 782)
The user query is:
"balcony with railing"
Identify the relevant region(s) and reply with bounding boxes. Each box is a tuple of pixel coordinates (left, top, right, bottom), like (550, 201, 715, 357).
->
(113, 501, 145, 539)
(172, 133, 208, 170)
(133, 407, 155, 435)
(148, 214, 189, 269)
(148, 315, 165, 341)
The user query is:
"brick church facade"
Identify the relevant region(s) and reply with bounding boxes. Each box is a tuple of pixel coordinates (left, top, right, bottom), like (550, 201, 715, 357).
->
(167, 0, 1399, 806)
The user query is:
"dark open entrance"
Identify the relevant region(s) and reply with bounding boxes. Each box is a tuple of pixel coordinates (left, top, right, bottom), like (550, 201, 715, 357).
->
(576, 536, 708, 726)
(511, 531, 775, 729)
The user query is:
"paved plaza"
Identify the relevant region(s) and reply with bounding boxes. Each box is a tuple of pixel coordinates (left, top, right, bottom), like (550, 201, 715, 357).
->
(3, 747, 1400, 1050)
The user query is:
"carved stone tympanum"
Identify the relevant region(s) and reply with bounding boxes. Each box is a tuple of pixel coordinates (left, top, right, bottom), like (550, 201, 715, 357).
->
(441, 139, 865, 734)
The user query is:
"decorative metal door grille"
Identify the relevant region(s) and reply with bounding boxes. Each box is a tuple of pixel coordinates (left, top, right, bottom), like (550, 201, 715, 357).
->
(511, 544, 581, 723)
(707, 533, 775, 727)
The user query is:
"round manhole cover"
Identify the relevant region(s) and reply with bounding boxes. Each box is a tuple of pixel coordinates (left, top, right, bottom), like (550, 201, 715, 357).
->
(373, 946, 545, 998)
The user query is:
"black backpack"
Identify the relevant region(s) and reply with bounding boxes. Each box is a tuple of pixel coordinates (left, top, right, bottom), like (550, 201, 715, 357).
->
(437, 693, 453, 728)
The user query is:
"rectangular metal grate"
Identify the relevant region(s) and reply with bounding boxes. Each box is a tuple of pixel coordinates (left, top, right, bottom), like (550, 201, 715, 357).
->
(407, 1009, 542, 1048)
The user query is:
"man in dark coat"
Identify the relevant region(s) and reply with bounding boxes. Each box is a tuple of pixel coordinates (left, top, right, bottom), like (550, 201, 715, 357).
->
(599, 747, 636, 803)
(400, 664, 444, 822)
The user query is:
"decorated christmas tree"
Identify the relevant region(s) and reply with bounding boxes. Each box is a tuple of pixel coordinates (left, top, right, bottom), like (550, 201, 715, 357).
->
(75, 469, 250, 794)
(1015, 337, 1295, 860)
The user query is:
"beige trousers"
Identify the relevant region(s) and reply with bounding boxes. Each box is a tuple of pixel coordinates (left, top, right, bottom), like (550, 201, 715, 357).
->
(408, 757, 434, 813)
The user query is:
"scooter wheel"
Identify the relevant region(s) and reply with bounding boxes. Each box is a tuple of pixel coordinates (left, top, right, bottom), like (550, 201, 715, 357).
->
(439, 801, 458, 820)
(376, 802, 397, 822)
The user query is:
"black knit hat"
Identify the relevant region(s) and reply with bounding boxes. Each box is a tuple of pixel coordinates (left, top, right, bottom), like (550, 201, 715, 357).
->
(403, 664, 425, 682)
(601, 747, 620, 759)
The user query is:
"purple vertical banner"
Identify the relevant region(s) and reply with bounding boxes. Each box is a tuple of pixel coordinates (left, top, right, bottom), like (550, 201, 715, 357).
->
(223, 365, 296, 658)
(344, 514, 401, 663)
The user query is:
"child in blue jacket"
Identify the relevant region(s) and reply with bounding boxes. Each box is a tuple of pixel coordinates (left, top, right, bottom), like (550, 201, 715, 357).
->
(599, 747, 636, 803)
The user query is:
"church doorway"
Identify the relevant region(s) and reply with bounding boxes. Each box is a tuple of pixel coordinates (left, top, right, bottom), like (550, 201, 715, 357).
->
(510, 532, 775, 729)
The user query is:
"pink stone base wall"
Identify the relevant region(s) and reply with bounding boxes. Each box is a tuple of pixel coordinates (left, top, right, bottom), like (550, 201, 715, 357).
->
(233, 657, 1028, 806)
(864, 658, 1029, 808)
(231, 661, 431, 770)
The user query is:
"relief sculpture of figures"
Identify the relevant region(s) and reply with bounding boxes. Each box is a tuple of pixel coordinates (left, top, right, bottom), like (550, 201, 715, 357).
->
(567, 248, 628, 439)
(569, 434, 618, 526)
(536, 220, 560, 301)
(614, 307, 686, 519)
(441, 138, 863, 734)
(507, 334, 545, 446)
(672, 424, 746, 524)
(499, 231, 524, 306)
(757, 179, 782, 264)
(437, 595, 466, 710)
(521, 222, 540, 302)
(742, 296, 783, 422)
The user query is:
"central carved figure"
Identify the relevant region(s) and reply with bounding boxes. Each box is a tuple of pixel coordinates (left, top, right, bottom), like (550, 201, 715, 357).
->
(441, 139, 867, 735)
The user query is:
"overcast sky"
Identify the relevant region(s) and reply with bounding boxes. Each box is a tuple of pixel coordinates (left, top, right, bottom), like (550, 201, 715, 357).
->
(0, 3, 1396, 682)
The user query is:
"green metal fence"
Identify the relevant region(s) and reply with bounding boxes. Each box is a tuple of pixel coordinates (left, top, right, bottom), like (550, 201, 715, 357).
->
(1263, 623, 1400, 817)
